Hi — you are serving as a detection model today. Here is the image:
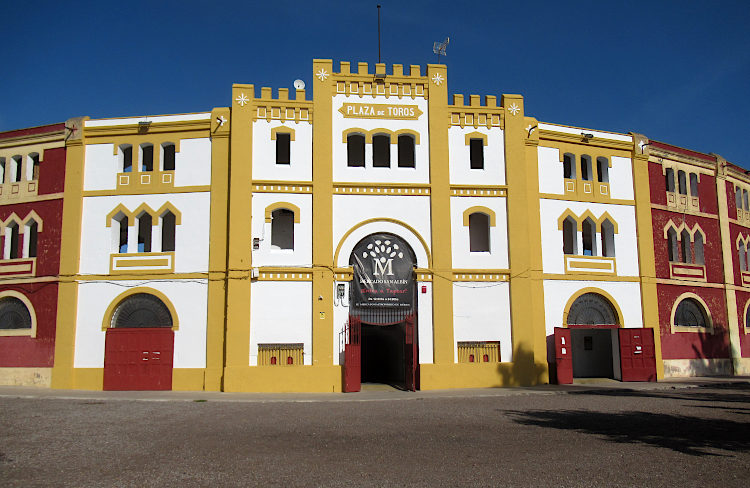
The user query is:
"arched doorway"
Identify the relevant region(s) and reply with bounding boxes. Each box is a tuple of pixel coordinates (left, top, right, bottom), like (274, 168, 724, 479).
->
(344, 233, 418, 391)
(566, 292, 620, 380)
(103, 292, 175, 391)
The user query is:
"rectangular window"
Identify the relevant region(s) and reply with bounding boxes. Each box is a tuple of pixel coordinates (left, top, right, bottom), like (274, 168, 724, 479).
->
(163, 143, 176, 171)
(141, 145, 154, 172)
(372, 134, 391, 167)
(469, 139, 484, 169)
(276, 133, 291, 165)
(122, 146, 133, 173)
(347, 134, 365, 167)
(397, 135, 415, 168)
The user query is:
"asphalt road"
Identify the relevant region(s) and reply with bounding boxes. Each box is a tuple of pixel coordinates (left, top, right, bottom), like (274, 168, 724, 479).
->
(2, 383, 750, 487)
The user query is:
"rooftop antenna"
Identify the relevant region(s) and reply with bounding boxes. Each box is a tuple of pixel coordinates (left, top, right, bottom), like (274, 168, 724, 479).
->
(377, 5, 382, 64)
(433, 37, 449, 63)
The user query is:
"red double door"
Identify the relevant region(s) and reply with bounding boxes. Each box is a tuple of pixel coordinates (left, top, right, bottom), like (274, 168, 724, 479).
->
(343, 315, 418, 392)
(554, 327, 656, 384)
(103, 328, 174, 391)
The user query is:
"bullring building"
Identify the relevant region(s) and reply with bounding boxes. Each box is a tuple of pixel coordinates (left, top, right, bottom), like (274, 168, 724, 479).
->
(0, 58, 748, 392)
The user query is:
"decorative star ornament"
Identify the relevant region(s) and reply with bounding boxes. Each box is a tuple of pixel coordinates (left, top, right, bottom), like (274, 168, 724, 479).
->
(316, 69, 329, 82)
(431, 73, 444, 86)
(507, 103, 520, 116)
(235, 93, 249, 107)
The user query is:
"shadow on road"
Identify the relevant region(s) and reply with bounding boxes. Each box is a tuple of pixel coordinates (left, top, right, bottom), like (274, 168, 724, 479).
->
(567, 382, 750, 405)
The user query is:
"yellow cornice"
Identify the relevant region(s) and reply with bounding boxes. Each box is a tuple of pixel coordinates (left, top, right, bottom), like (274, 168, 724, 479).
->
(333, 182, 431, 196)
(82, 185, 210, 197)
(650, 203, 718, 220)
(540, 193, 635, 206)
(543, 273, 639, 282)
(84, 120, 210, 138)
(71, 272, 210, 281)
(0, 130, 65, 150)
(539, 130, 633, 152)
(0, 192, 64, 206)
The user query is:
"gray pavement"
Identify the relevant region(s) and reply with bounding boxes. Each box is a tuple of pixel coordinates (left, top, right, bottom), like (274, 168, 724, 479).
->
(2, 378, 750, 487)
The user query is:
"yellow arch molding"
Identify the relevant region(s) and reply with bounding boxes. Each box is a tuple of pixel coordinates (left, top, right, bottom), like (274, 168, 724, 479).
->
(105, 204, 134, 227)
(155, 202, 183, 225)
(132, 203, 158, 225)
(562, 287, 624, 328)
(669, 292, 714, 334)
(341, 128, 369, 143)
(464, 131, 488, 146)
(736, 233, 750, 249)
(333, 217, 432, 268)
(557, 209, 581, 231)
(662, 219, 681, 240)
(462, 206, 496, 227)
(101, 287, 180, 331)
(394, 129, 420, 145)
(264, 202, 301, 223)
(579, 209, 599, 231)
(597, 211, 619, 234)
(271, 126, 296, 141)
(0, 290, 37, 338)
(21, 210, 44, 233)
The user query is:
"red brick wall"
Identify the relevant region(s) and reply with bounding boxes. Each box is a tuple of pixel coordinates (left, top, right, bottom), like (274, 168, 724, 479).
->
(651, 209, 722, 282)
(0, 282, 58, 367)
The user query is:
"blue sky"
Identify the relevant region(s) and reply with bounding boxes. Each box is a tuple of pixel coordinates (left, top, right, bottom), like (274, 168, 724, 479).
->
(3, 1, 749, 166)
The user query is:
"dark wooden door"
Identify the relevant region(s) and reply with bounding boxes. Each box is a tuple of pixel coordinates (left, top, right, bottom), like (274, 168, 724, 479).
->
(619, 328, 656, 382)
(554, 327, 573, 384)
(103, 328, 174, 391)
(343, 316, 361, 393)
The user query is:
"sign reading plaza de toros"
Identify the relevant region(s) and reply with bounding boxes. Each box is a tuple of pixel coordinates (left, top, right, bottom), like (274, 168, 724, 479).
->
(339, 103, 423, 120)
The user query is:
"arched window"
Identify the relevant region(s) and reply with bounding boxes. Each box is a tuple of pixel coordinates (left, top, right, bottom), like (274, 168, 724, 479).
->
(161, 211, 176, 252)
(681, 229, 692, 263)
(596, 157, 609, 183)
(563, 153, 576, 179)
(665, 168, 675, 192)
(397, 134, 415, 168)
(667, 228, 678, 262)
(27, 153, 40, 181)
(674, 298, 707, 328)
(23, 220, 38, 258)
(737, 187, 743, 212)
(11, 155, 22, 182)
(601, 219, 616, 257)
(0, 296, 32, 331)
(582, 218, 596, 256)
(469, 138, 484, 169)
(137, 212, 152, 252)
(694, 233, 705, 265)
(140, 144, 154, 172)
(271, 208, 294, 250)
(567, 292, 618, 326)
(5, 222, 20, 259)
(740, 244, 747, 272)
(689, 173, 698, 197)
(0, 157, 5, 182)
(677, 170, 687, 195)
(580, 155, 592, 181)
(120, 145, 133, 173)
(469, 212, 491, 252)
(562, 217, 577, 255)
(744, 190, 749, 211)
(372, 134, 391, 167)
(162, 143, 176, 171)
(347, 133, 365, 167)
(111, 293, 173, 328)
(112, 213, 129, 253)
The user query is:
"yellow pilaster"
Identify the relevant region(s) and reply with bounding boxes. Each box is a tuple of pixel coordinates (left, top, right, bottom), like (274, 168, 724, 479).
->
(426, 64, 455, 365)
(223, 84, 255, 390)
(715, 155, 743, 372)
(51, 116, 88, 389)
(504, 97, 548, 385)
(631, 134, 664, 379)
(204, 107, 231, 391)
(311, 59, 335, 369)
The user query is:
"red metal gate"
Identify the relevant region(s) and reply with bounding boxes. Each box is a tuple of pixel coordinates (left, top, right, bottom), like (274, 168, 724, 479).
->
(404, 314, 418, 391)
(103, 328, 174, 391)
(343, 316, 361, 393)
(619, 328, 657, 382)
(554, 327, 573, 384)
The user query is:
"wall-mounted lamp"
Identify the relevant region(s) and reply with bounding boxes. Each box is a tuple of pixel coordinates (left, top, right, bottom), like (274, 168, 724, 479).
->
(581, 132, 594, 140)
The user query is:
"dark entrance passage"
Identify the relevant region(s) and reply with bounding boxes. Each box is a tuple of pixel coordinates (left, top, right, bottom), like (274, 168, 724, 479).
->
(570, 328, 616, 379)
(361, 323, 405, 388)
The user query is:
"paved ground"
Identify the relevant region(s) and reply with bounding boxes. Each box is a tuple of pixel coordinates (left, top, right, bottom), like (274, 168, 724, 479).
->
(1, 378, 750, 487)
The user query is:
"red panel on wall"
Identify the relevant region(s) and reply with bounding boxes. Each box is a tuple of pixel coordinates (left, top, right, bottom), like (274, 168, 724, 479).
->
(103, 328, 174, 391)
(619, 328, 657, 382)
(554, 327, 573, 384)
(343, 316, 361, 393)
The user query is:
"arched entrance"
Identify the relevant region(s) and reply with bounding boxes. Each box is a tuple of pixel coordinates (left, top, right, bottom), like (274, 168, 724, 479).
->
(103, 292, 175, 391)
(344, 233, 418, 392)
(566, 292, 619, 379)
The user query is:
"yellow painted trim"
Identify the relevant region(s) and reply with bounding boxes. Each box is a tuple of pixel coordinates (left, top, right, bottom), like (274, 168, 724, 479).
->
(223, 365, 342, 392)
(394, 129, 420, 145)
(264, 202, 301, 223)
(100, 286, 180, 331)
(461, 206, 496, 226)
(540, 193, 634, 206)
(270, 126, 296, 142)
(598, 211, 619, 233)
(332, 217, 433, 269)
(742, 298, 750, 335)
(562, 287, 624, 327)
(557, 209, 581, 231)
(19, 210, 43, 232)
(105, 204, 133, 227)
(83, 185, 211, 197)
(543, 273, 639, 282)
(341, 128, 368, 143)
(669, 292, 714, 334)
(464, 131, 488, 146)
(0, 290, 37, 338)
(172, 369, 207, 391)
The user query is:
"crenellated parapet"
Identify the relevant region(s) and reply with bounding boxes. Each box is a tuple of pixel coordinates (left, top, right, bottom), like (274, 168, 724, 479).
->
(325, 61, 429, 100)
(449, 94, 504, 130)
(249, 86, 312, 124)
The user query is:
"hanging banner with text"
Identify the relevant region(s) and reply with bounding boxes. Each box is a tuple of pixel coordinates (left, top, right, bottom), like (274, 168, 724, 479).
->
(351, 233, 416, 325)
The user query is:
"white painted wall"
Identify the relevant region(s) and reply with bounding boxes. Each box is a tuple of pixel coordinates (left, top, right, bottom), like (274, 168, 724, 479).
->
(73, 280, 208, 368)
(332, 94, 430, 184)
(537, 123, 632, 143)
(448, 126, 505, 185)
(252, 120, 313, 182)
(249, 281, 312, 366)
(450, 196, 508, 269)
(539, 199, 639, 276)
(538, 146, 565, 195)
(251, 193, 312, 267)
(84, 144, 118, 191)
(609, 156, 635, 200)
(79, 192, 211, 274)
(452, 282, 513, 362)
(542, 279, 644, 336)
(85, 113, 211, 127)
(173, 138, 212, 187)
(333, 195, 431, 268)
